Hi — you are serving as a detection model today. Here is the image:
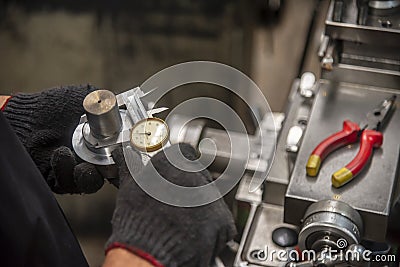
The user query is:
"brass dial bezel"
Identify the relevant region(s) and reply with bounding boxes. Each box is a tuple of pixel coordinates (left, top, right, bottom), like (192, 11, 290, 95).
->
(130, 117, 169, 152)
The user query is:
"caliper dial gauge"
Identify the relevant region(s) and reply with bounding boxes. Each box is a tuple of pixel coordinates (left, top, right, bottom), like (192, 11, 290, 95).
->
(130, 117, 169, 152)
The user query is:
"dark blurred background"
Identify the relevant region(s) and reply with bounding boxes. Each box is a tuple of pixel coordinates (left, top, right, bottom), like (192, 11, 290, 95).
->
(0, 0, 317, 265)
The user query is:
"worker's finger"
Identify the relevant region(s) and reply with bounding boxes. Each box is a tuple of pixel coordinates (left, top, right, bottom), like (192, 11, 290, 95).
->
(50, 146, 78, 193)
(51, 146, 104, 194)
(29, 129, 62, 147)
(214, 212, 237, 255)
(107, 178, 120, 188)
(74, 162, 105, 194)
(111, 147, 126, 168)
(111, 146, 143, 186)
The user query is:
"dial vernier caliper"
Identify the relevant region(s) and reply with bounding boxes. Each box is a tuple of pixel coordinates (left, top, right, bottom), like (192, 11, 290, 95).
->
(72, 87, 170, 173)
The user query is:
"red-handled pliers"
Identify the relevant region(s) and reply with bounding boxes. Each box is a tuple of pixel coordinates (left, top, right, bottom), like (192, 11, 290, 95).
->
(306, 95, 396, 188)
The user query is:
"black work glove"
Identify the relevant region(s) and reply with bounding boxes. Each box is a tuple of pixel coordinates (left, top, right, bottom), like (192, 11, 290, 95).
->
(3, 84, 105, 194)
(107, 144, 237, 267)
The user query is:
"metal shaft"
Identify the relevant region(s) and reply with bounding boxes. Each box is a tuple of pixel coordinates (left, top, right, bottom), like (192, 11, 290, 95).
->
(83, 90, 122, 139)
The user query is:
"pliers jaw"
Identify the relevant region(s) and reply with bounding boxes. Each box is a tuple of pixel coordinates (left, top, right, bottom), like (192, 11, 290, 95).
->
(359, 95, 396, 131)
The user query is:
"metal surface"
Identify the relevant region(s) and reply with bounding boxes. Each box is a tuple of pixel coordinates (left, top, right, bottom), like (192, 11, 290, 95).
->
(285, 80, 400, 242)
(72, 110, 133, 165)
(286, 243, 369, 267)
(264, 79, 314, 206)
(237, 2, 400, 266)
(321, 39, 337, 71)
(333, 0, 344, 22)
(325, 0, 400, 46)
(359, 95, 396, 130)
(166, 112, 281, 178)
(369, 0, 400, 10)
(322, 0, 400, 87)
(119, 87, 150, 123)
(166, 114, 207, 147)
(346, 244, 368, 266)
(237, 203, 299, 267)
(299, 200, 363, 251)
(230, 113, 285, 267)
(235, 174, 263, 204)
(340, 42, 400, 71)
(200, 127, 253, 173)
(83, 90, 122, 138)
(234, 204, 259, 267)
(357, 0, 369, 26)
(73, 87, 169, 166)
(303, 199, 363, 230)
(322, 63, 400, 89)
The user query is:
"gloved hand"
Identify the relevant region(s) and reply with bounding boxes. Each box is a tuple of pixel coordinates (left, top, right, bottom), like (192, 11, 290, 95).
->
(3, 84, 105, 194)
(107, 144, 237, 267)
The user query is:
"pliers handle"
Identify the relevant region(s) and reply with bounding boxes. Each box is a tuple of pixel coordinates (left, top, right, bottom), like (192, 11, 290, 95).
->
(332, 129, 382, 187)
(306, 120, 360, 176)
(306, 120, 383, 188)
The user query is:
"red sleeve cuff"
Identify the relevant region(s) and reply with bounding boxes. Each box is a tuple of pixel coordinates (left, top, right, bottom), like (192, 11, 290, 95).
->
(106, 242, 165, 267)
(0, 96, 11, 111)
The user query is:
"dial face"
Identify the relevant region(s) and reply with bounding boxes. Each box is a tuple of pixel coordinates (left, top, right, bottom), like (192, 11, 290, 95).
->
(130, 118, 169, 152)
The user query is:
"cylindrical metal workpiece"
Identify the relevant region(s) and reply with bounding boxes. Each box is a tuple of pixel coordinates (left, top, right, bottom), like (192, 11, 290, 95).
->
(83, 90, 122, 139)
